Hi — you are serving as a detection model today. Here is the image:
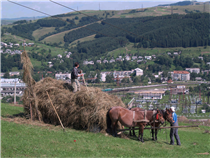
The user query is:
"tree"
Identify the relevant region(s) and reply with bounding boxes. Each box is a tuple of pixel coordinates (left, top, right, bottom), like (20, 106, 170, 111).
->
(3, 72, 10, 78)
(106, 73, 113, 83)
(95, 71, 101, 83)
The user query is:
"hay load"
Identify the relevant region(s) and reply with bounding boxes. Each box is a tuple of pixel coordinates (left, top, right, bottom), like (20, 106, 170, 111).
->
(21, 51, 126, 132)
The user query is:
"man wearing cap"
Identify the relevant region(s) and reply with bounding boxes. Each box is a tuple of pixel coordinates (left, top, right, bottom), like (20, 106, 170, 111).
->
(170, 107, 181, 146)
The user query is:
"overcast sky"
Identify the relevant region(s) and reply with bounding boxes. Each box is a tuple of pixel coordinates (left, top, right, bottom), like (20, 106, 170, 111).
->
(1, 0, 207, 19)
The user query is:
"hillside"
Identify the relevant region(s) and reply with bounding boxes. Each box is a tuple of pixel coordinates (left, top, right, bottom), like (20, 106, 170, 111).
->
(1, 4, 210, 78)
(2, 3, 209, 45)
(1, 103, 210, 157)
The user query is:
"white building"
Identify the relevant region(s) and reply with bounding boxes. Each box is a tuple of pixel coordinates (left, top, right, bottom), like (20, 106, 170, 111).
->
(134, 68, 143, 76)
(9, 72, 20, 77)
(145, 56, 152, 60)
(96, 60, 101, 64)
(185, 68, 200, 74)
(55, 73, 71, 80)
(172, 71, 190, 81)
(57, 54, 62, 58)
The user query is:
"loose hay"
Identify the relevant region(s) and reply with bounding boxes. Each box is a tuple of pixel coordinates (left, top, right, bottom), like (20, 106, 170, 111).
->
(21, 51, 126, 132)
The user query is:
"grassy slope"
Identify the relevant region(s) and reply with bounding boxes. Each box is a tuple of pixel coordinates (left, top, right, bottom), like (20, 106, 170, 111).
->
(69, 34, 96, 47)
(32, 27, 55, 41)
(1, 103, 210, 157)
(2, 34, 66, 56)
(42, 21, 99, 44)
(107, 43, 210, 58)
(36, 4, 209, 44)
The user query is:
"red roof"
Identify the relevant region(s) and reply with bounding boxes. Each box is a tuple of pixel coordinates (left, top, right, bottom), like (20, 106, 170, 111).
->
(173, 71, 190, 74)
(167, 79, 173, 83)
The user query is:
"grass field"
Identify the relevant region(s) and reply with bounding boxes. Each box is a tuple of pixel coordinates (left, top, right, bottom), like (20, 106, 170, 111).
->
(32, 27, 55, 41)
(1, 103, 210, 157)
(107, 43, 209, 58)
(42, 22, 98, 44)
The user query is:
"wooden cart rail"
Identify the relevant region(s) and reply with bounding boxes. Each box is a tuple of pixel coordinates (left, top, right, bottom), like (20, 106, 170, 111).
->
(117, 125, 199, 132)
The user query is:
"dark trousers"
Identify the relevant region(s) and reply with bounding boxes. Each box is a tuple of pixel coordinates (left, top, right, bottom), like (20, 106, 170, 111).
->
(170, 121, 181, 145)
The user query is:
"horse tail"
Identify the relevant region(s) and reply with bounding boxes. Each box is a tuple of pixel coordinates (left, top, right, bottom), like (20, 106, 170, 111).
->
(106, 108, 112, 134)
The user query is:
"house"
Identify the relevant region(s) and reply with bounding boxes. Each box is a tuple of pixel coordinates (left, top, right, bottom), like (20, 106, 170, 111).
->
(134, 68, 143, 76)
(158, 71, 163, 76)
(14, 43, 19, 47)
(22, 43, 27, 46)
(173, 52, 178, 55)
(138, 56, 143, 59)
(167, 52, 171, 55)
(103, 59, 108, 63)
(9, 72, 20, 77)
(195, 77, 202, 81)
(145, 56, 152, 60)
(125, 55, 131, 61)
(55, 73, 71, 80)
(57, 54, 62, 58)
(83, 60, 89, 65)
(66, 55, 70, 58)
(173, 71, 190, 81)
(152, 55, 156, 59)
(202, 70, 210, 75)
(96, 60, 101, 64)
(137, 60, 143, 63)
(132, 56, 138, 60)
(116, 58, 123, 62)
(1, 78, 20, 83)
(28, 43, 34, 46)
(206, 62, 210, 65)
(185, 68, 200, 74)
(134, 90, 165, 100)
(167, 79, 173, 84)
(110, 59, 115, 63)
(198, 57, 203, 60)
(1, 73, 5, 77)
(88, 61, 94, 65)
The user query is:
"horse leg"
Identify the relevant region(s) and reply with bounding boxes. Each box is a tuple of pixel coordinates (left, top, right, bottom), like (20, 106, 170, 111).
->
(141, 127, 144, 143)
(112, 121, 118, 137)
(132, 127, 136, 137)
(155, 129, 158, 140)
(152, 129, 155, 141)
(138, 127, 141, 141)
(129, 127, 132, 136)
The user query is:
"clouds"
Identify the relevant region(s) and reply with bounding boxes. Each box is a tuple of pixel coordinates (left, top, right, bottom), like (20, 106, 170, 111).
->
(1, 0, 206, 18)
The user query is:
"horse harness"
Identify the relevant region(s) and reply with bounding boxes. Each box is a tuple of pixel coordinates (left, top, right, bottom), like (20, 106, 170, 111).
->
(133, 110, 158, 123)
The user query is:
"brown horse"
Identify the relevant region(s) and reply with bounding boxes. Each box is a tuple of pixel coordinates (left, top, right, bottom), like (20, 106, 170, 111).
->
(106, 106, 165, 142)
(129, 107, 173, 141)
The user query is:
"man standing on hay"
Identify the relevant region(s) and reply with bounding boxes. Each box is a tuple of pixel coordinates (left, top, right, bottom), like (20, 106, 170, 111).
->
(170, 107, 181, 146)
(71, 62, 83, 93)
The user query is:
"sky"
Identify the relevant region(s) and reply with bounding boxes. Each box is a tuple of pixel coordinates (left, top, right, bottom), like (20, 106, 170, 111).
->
(1, 0, 207, 19)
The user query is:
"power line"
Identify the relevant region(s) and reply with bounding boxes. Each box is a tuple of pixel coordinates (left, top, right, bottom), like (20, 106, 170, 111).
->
(50, 0, 138, 37)
(7, 0, 124, 44)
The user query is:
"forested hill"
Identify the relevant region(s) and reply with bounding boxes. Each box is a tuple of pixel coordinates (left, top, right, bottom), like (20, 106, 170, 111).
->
(67, 13, 209, 60)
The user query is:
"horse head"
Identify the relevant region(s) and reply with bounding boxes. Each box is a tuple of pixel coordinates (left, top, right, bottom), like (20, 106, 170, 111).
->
(156, 109, 165, 125)
(164, 108, 173, 124)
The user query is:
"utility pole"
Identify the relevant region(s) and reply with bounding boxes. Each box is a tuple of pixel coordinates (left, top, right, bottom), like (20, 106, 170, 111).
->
(14, 81, 16, 104)
(171, 6, 173, 15)
(203, 3, 205, 12)
(196, 98, 197, 114)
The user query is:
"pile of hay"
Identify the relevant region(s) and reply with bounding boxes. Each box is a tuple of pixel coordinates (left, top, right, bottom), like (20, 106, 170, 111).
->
(21, 51, 126, 132)
(178, 116, 188, 122)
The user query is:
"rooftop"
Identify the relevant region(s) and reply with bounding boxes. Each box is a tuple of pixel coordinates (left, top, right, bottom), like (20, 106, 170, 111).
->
(173, 71, 190, 74)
